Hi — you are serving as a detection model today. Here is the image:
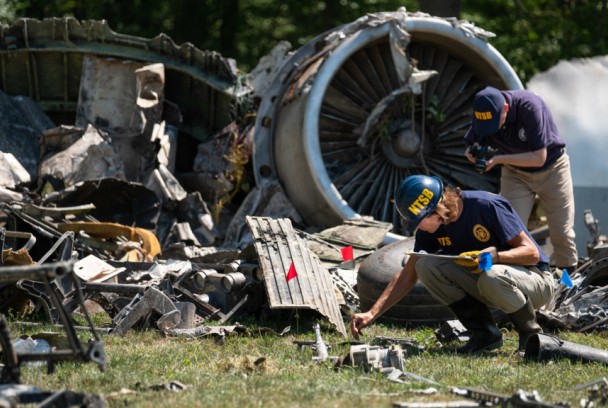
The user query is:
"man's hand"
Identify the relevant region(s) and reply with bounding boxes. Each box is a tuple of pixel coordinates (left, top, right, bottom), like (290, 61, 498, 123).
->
(465, 145, 476, 164)
(484, 157, 499, 171)
(351, 311, 374, 340)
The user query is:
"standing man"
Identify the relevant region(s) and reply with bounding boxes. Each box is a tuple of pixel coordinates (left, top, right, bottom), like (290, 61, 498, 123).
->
(351, 175, 554, 353)
(464, 86, 578, 273)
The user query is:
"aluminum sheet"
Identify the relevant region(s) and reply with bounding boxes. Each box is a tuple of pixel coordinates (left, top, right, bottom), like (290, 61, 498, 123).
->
(246, 216, 347, 336)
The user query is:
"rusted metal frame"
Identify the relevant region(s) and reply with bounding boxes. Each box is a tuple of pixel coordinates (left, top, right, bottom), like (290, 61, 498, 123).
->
(0, 261, 106, 375)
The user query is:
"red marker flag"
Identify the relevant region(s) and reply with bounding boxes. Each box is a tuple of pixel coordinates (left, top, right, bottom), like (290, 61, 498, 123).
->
(286, 261, 298, 282)
(341, 246, 354, 261)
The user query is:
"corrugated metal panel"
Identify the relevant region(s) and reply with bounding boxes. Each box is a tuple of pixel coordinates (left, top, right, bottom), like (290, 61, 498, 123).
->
(246, 216, 347, 336)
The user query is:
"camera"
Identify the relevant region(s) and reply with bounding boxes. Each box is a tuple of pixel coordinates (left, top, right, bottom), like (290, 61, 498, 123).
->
(469, 144, 497, 173)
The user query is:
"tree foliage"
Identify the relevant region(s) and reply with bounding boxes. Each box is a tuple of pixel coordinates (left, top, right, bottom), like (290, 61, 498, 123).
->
(1, 0, 607, 83)
(461, 0, 608, 83)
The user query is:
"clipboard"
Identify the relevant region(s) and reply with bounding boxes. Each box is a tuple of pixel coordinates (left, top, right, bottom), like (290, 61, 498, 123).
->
(405, 252, 475, 261)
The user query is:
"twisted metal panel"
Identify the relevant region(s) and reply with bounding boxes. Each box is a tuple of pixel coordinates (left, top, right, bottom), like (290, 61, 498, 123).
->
(246, 216, 347, 336)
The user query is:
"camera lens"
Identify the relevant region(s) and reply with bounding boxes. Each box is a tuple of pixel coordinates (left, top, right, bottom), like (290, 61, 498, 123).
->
(475, 158, 487, 173)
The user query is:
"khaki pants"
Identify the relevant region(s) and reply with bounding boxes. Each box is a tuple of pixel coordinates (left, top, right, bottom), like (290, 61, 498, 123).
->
(415, 257, 554, 313)
(501, 153, 578, 268)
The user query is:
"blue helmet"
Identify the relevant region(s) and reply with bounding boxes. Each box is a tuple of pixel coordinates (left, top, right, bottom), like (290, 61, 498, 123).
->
(394, 175, 444, 229)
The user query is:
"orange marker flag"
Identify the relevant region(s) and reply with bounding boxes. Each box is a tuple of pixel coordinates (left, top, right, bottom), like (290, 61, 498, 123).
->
(341, 246, 354, 261)
(286, 261, 298, 282)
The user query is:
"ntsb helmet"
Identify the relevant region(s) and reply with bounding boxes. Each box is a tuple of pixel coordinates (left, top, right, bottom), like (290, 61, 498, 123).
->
(394, 175, 444, 229)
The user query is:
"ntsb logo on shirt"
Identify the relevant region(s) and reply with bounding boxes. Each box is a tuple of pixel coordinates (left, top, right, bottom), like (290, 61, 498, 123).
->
(473, 224, 491, 242)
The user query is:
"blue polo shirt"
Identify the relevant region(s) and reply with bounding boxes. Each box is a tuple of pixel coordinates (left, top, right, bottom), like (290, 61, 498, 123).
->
(464, 90, 565, 172)
(413, 190, 549, 265)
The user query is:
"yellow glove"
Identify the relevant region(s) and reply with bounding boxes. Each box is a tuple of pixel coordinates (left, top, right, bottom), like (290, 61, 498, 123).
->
(454, 251, 482, 268)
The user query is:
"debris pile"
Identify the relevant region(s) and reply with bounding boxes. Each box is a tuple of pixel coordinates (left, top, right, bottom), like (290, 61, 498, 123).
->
(0, 11, 606, 352)
(0, 13, 607, 408)
(0, 18, 393, 405)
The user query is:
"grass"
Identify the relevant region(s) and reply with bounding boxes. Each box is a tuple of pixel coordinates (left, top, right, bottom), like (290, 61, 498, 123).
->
(9, 312, 608, 408)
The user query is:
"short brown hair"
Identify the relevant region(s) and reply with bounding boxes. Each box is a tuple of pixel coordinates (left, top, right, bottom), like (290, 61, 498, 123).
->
(434, 186, 461, 224)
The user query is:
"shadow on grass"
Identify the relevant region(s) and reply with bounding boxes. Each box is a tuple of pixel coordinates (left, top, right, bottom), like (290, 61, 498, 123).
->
(235, 308, 337, 337)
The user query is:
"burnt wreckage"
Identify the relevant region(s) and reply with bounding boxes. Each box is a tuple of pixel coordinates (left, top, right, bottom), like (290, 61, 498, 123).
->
(0, 9, 607, 402)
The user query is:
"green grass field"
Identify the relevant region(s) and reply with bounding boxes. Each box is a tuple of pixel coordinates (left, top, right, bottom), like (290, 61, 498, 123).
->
(10, 312, 608, 408)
